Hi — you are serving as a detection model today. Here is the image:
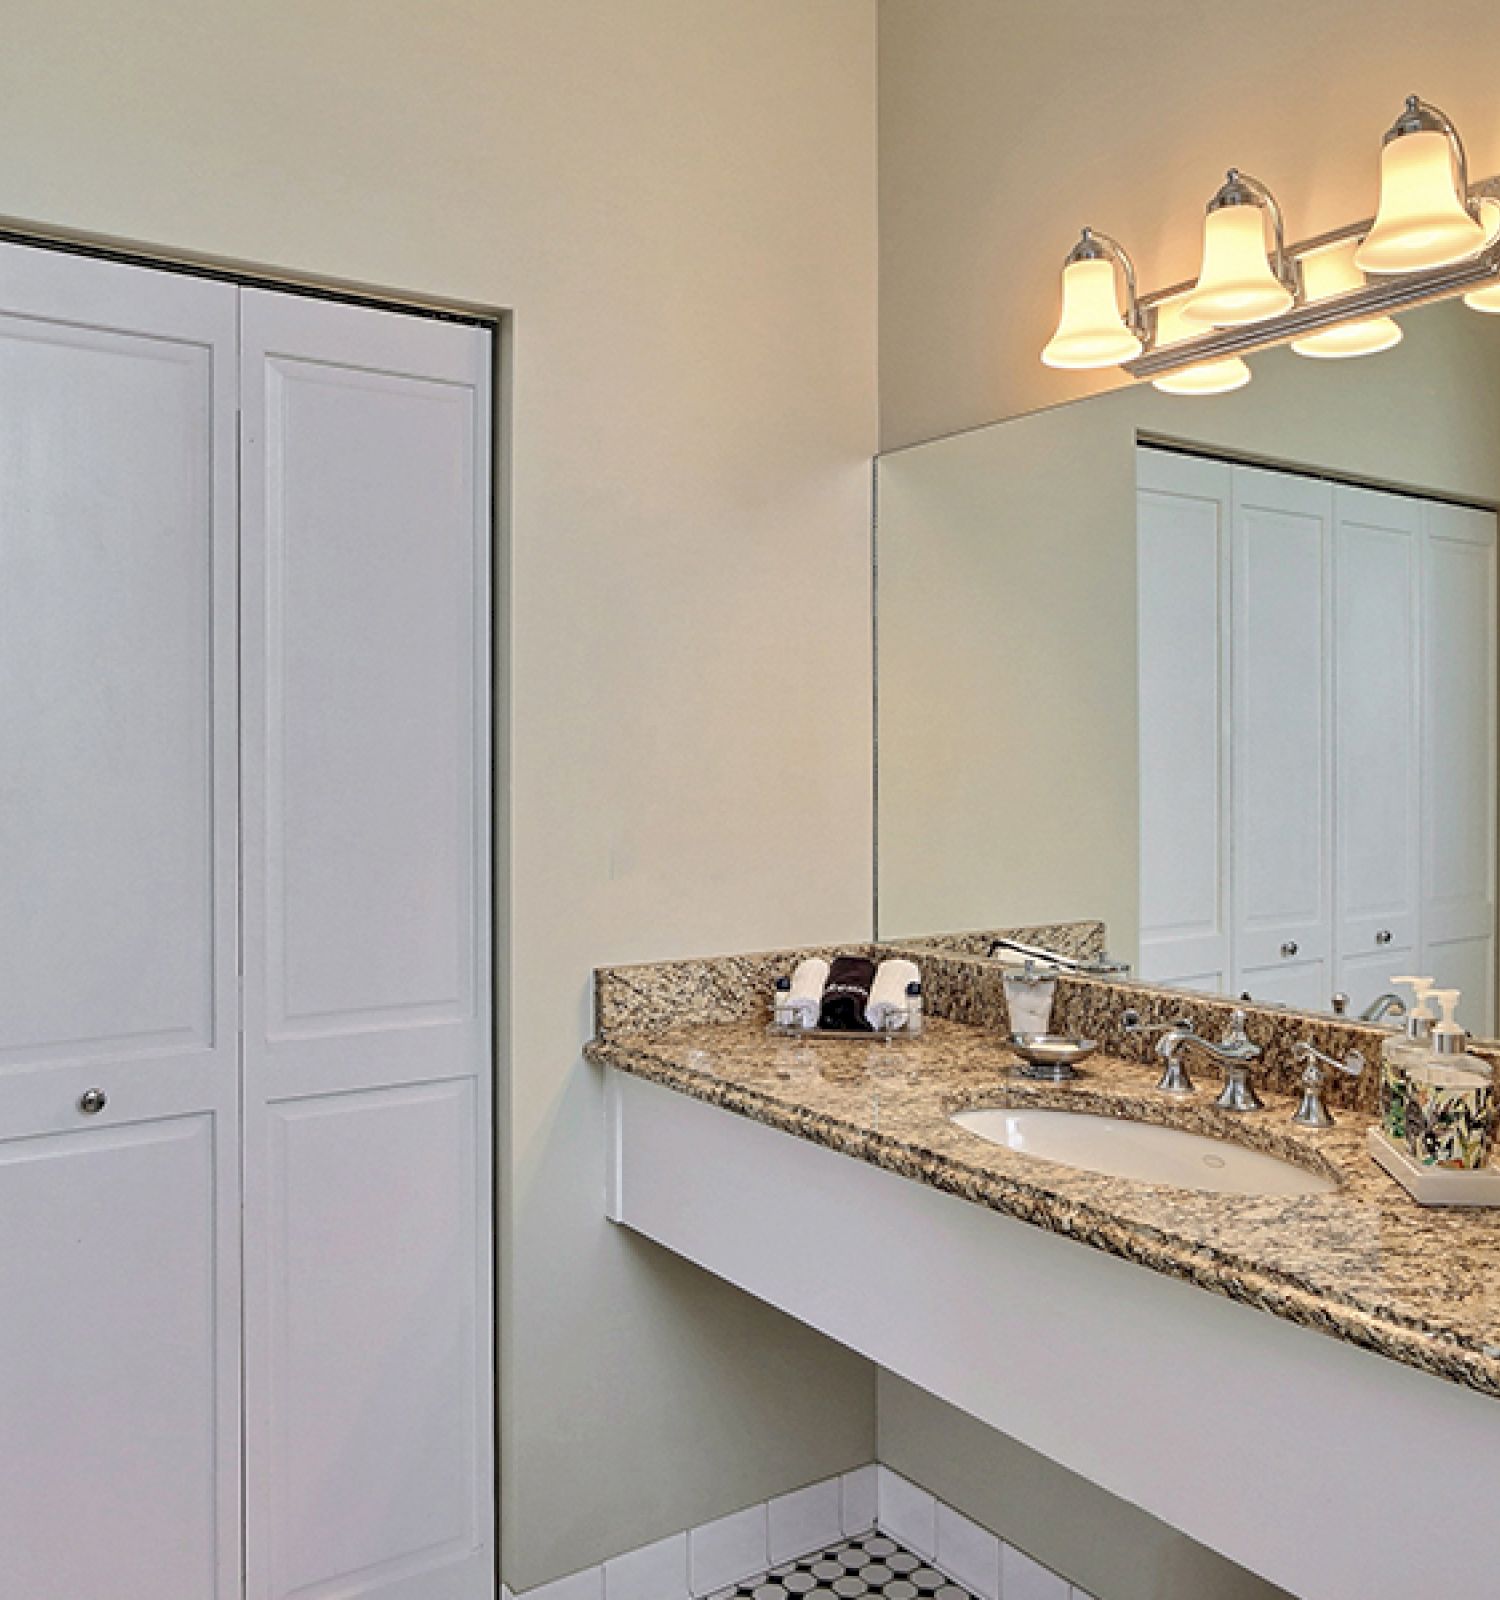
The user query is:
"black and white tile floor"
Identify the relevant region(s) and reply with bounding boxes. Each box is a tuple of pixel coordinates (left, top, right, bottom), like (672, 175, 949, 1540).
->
(710, 1533, 973, 1600)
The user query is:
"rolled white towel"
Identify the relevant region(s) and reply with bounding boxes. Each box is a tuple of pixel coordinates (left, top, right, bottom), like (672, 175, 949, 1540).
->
(786, 957, 830, 1029)
(866, 958, 921, 1031)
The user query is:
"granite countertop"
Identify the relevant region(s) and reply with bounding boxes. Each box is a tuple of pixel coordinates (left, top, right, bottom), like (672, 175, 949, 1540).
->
(586, 1013, 1500, 1400)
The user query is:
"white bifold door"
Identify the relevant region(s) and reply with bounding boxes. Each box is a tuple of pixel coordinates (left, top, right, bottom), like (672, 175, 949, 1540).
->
(0, 242, 244, 1600)
(239, 291, 494, 1600)
(0, 244, 493, 1600)
(1138, 445, 1496, 1030)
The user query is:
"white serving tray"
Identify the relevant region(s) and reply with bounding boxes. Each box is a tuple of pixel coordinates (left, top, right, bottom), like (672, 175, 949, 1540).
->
(1366, 1127, 1500, 1206)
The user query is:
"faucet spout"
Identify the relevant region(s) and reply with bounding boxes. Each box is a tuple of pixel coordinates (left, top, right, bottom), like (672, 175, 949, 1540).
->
(1155, 1010, 1264, 1108)
(987, 935, 1130, 977)
(1358, 993, 1408, 1024)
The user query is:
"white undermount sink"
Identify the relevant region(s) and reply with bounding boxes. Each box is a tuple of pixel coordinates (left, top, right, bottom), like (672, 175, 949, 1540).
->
(952, 1107, 1337, 1197)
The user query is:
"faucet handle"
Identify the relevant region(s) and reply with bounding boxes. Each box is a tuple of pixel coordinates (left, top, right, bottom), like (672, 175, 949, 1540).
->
(1122, 1010, 1196, 1094)
(1290, 1042, 1365, 1128)
(1221, 1009, 1260, 1054)
(1294, 1041, 1366, 1077)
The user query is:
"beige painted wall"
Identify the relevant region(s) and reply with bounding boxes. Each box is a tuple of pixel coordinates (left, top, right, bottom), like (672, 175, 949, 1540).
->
(877, 1373, 1292, 1600)
(0, 3, 879, 1587)
(877, 298, 1500, 947)
(878, 0, 1500, 449)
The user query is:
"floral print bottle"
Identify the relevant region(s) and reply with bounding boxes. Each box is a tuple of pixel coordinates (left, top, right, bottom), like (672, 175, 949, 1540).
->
(1380, 976, 1435, 1142)
(1403, 989, 1496, 1171)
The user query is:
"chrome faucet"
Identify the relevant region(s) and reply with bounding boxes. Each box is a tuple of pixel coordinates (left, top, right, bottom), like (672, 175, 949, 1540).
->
(1331, 991, 1407, 1023)
(1156, 1010, 1264, 1109)
(1359, 993, 1408, 1025)
(1291, 1042, 1366, 1128)
(1122, 1009, 1194, 1089)
(988, 936, 1130, 976)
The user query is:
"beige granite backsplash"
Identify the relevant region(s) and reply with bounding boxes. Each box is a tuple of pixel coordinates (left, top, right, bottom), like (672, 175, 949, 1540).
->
(883, 944, 1500, 1115)
(596, 936, 1499, 1117)
(593, 943, 881, 1037)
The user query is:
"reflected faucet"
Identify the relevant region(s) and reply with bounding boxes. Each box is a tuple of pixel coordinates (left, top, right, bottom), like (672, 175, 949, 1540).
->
(987, 935, 1130, 976)
(1332, 991, 1407, 1023)
(1359, 993, 1408, 1024)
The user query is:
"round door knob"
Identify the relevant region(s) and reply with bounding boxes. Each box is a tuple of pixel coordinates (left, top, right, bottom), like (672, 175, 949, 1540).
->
(77, 1088, 108, 1115)
(1376, 929, 1393, 945)
(1281, 941, 1299, 958)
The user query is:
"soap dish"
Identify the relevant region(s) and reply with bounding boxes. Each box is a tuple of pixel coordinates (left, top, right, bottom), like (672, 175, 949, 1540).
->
(1366, 1128, 1500, 1206)
(1008, 1033, 1099, 1082)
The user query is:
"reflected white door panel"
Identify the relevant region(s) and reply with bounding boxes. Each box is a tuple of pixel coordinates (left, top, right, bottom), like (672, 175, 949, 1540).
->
(1137, 449, 1231, 990)
(1422, 502, 1496, 1032)
(1230, 464, 1334, 1007)
(1334, 486, 1421, 1016)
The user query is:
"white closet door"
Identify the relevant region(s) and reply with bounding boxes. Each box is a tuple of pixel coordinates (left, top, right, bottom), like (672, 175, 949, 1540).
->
(1333, 485, 1421, 1012)
(1231, 465, 1334, 1011)
(0, 245, 241, 1598)
(1421, 501, 1497, 1033)
(1136, 449, 1232, 991)
(239, 290, 493, 1600)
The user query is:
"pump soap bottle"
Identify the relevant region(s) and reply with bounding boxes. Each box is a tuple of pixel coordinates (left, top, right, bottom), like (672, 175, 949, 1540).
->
(1404, 990, 1496, 1171)
(1380, 976, 1435, 1142)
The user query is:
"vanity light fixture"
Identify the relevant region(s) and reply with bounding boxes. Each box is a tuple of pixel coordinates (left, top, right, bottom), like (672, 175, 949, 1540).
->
(1182, 170, 1298, 326)
(1150, 297, 1252, 394)
(1356, 97, 1499, 275)
(1038, 92, 1500, 391)
(1040, 228, 1145, 369)
(1289, 240, 1403, 358)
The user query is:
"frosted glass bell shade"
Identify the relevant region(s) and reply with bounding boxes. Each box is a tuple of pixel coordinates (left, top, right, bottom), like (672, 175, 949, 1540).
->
(1356, 130, 1491, 273)
(1182, 203, 1295, 326)
(1152, 357, 1252, 396)
(1041, 257, 1142, 369)
(1290, 242, 1403, 358)
(1150, 295, 1253, 394)
(1463, 279, 1500, 313)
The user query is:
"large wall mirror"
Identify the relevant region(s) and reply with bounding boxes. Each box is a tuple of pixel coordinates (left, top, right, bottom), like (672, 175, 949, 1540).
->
(875, 297, 1500, 1033)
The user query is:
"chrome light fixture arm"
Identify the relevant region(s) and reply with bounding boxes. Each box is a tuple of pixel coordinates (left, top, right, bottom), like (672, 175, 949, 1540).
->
(1070, 227, 1149, 347)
